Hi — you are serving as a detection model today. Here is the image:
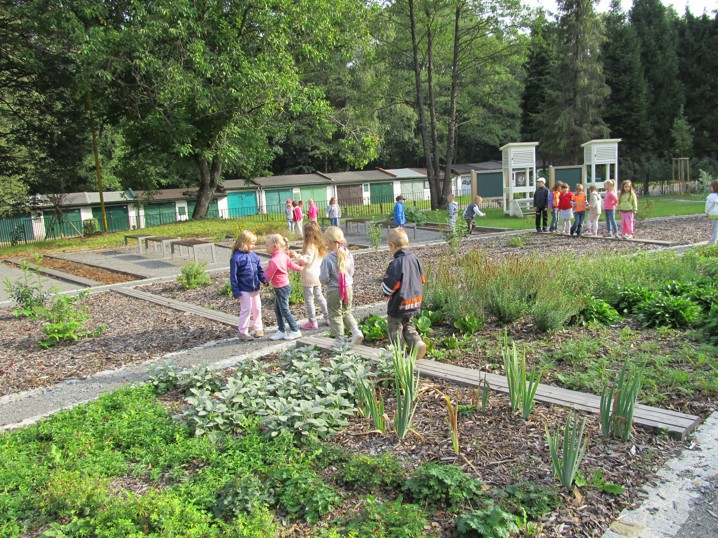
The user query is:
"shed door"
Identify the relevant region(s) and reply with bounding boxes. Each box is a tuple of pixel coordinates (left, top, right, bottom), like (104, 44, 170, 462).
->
(299, 186, 327, 205)
(264, 189, 293, 213)
(144, 203, 177, 227)
(399, 180, 425, 202)
(336, 184, 362, 207)
(188, 199, 219, 219)
(227, 191, 258, 218)
(43, 209, 82, 239)
(370, 182, 394, 205)
(92, 205, 129, 232)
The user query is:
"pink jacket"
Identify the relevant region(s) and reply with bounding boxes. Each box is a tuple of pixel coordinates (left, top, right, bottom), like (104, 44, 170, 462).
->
(603, 191, 618, 211)
(264, 250, 302, 288)
(293, 206, 303, 222)
(307, 203, 319, 222)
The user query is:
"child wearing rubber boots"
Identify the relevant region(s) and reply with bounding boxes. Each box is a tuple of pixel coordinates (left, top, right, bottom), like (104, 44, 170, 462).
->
(381, 228, 427, 360)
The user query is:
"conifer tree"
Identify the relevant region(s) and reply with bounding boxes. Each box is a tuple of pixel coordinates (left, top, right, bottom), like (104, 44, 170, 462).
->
(536, 0, 609, 164)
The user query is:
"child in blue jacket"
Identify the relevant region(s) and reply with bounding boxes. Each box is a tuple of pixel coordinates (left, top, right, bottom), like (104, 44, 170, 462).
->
(230, 231, 268, 340)
(394, 195, 406, 227)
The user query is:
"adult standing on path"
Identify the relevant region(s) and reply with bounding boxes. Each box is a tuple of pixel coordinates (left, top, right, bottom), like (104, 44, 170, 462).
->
(394, 195, 406, 227)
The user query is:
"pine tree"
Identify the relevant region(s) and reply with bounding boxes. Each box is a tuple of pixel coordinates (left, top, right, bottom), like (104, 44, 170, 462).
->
(602, 0, 651, 160)
(520, 13, 556, 144)
(537, 0, 610, 165)
(630, 0, 684, 156)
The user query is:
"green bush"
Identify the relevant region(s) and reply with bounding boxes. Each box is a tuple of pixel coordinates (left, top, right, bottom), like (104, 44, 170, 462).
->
(213, 473, 274, 518)
(571, 296, 622, 326)
(703, 306, 718, 345)
(82, 218, 99, 235)
(288, 270, 304, 305)
(486, 283, 531, 324)
(343, 496, 430, 537)
(3, 254, 55, 318)
(498, 481, 559, 520)
(37, 291, 107, 348)
(613, 283, 657, 316)
(454, 503, 518, 538)
(404, 206, 427, 225)
(359, 314, 388, 342)
(636, 293, 702, 328)
(177, 261, 212, 290)
(336, 454, 405, 492)
(532, 291, 580, 332)
(366, 223, 383, 251)
(404, 462, 484, 509)
(270, 467, 341, 523)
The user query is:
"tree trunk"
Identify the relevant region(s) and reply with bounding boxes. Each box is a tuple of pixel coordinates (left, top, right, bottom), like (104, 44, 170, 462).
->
(408, 0, 435, 205)
(424, 3, 441, 210)
(192, 155, 222, 219)
(442, 4, 462, 210)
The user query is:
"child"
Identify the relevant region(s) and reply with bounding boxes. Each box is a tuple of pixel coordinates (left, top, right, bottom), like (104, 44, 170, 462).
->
(618, 179, 638, 239)
(447, 194, 459, 232)
(319, 226, 363, 348)
(326, 197, 341, 227)
(603, 179, 619, 237)
(307, 199, 319, 224)
(549, 182, 562, 232)
(570, 183, 587, 237)
(533, 177, 549, 233)
(285, 200, 295, 232)
(294, 200, 305, 237)
(264, 234, 303, 340)
(557, 183, 574, 234)
(394, 195, 406, 227)
(230, 231, 268, 340)
(289, 222, 330, 329)
(706, 180, 718, 244)
(382, 228, 426, 360)
(462, 195, 486, 235)
(584, 185, 602, 236)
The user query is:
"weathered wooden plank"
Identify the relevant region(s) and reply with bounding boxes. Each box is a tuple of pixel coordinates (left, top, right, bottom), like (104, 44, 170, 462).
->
(115, 287, 239, 327)
(298, 336, 701, 439)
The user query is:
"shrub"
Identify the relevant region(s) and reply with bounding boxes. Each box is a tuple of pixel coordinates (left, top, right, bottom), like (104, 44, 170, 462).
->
(703, 305, 718, 345)
(533, 291, 580, 332)
(404, 462, 484, 509)
(213, 473, 274, 518)
(366, 222, 383, 251)
(486, 273, 532, 324)
(613, 283, 656, 316)
(177, 261, 211, 290)
(343, 496, 429, 537)
(454, 503, 518, 538)
(636, 293, 702, 328)
(219, 282, 233, 298)
(37, 291, 107, 348)
(571, 296, 622, 326)
(82, 218, 99, 235)
(288, 270, 304, 305)
(404, 206, 427, 225)
(270, 467, 341, 523)
(336, 454, 405, 492)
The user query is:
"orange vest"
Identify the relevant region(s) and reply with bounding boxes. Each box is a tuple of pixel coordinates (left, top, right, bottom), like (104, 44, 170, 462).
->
(573, 192, 587, 212)
(552, 190, 561, 208)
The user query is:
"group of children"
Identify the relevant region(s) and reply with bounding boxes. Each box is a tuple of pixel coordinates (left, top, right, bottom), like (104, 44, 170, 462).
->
(284, 198, 342, 238)
(229, 222, 427, 359)
(534, 178, 638, 239)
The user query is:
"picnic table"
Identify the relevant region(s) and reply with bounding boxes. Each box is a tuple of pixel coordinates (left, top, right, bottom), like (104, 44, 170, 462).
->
(124, 234, 155, 254)
(144, 236, 180, 257)
(170, 239, 216, 263)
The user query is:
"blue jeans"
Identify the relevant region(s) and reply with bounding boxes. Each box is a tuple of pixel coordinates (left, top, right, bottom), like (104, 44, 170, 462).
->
(571, 211, 585, 235)
(330, 217, 339, 227)
(549, 207, 559, 231)
(273, 285, 298, 333)
(605, 209, 618, 234)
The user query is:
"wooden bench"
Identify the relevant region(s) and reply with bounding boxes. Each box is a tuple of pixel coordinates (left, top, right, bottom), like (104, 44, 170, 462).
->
(509, 198, 535, 218)
(169, 239, 216, 263)
(298, 335, 701, 440)
(343, 218, 417, 239)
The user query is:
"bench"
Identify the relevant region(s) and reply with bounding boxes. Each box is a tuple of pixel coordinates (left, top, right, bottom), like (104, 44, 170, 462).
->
(124, 234, 155, 254)
(343, 218, 417, 239)
(144, 236, 180, 257)
(509, 198, 535, 218)
(170, 239, 216, 263)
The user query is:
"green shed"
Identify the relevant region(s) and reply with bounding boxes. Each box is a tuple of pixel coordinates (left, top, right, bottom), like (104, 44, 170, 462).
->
(227, 191, 258, 218)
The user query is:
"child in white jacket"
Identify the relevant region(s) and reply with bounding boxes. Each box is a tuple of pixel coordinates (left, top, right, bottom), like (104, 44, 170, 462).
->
(706, 180, 718, 244)
(584, 185, 602, 236)
(289, 221, 329, 329)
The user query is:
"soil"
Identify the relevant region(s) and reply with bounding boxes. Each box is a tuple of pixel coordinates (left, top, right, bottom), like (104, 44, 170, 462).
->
(0, 215, 713, 537)
(19, 256, 141, 284)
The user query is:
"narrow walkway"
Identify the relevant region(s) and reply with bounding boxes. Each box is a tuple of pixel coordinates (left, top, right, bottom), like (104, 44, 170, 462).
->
(299, 335, 701, 440)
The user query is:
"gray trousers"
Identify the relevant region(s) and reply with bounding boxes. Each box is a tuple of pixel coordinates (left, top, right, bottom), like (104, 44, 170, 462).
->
(387, 315, 422, 350)
(303, 285, 328, 323)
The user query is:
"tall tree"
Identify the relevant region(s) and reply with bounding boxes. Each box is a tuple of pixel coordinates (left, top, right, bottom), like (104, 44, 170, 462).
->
(537, 0, 610, 164)
(94, 0, 367, 218)
(676, 11, 718, 158)
(384, 0, 527, 209)
(630, 0, 683, 156)
(601, 0, 651, 160)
